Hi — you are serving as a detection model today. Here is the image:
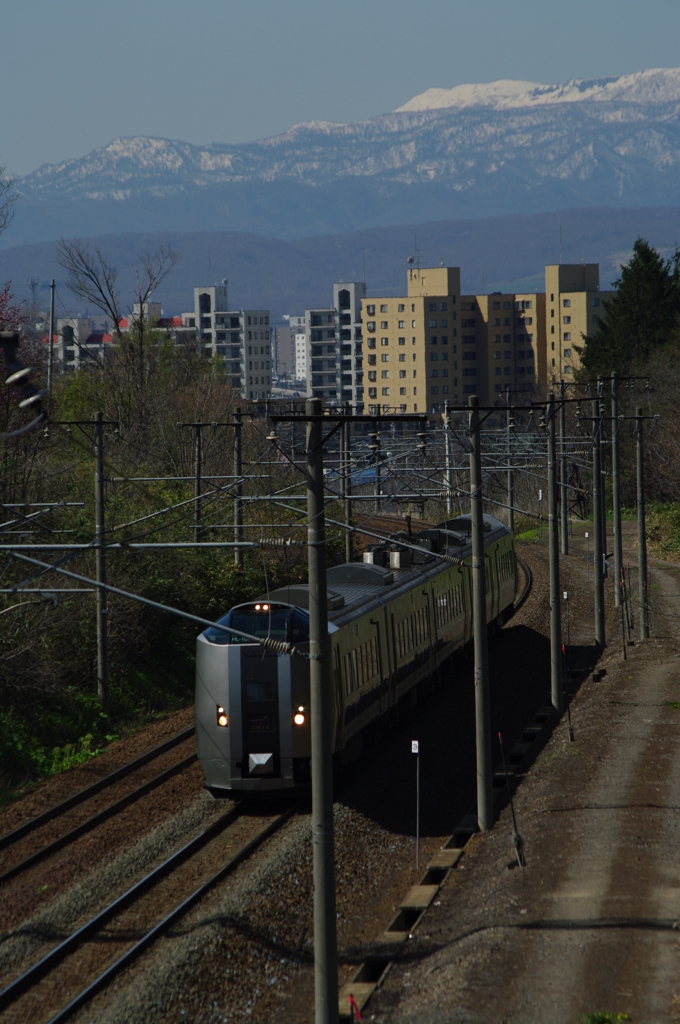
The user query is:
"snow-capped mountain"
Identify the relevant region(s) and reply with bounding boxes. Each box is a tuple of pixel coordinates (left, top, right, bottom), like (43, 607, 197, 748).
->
(7, 68, 680, 246)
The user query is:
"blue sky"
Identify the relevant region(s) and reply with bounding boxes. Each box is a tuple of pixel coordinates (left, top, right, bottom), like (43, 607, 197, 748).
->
(3, 0, 680, 176)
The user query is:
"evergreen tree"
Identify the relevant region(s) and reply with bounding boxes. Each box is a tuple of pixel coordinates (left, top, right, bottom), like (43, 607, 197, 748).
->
(578, 238, 680, 376)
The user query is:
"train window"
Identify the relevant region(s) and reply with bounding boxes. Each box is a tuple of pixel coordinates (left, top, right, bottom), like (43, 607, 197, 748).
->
(291, 609, 310, 643)
(246, 680, 274, 701)
(203, 608, 290, 645)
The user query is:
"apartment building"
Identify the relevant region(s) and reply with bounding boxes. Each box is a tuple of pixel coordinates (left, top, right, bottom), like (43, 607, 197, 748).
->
(360, 266, 461, 415)
(182, 280, 271, 400)
(474, 292, 546, 407)
(306, 307, 338, 402)
(333, 282, 366, 410)
(545, 264, 613, 380)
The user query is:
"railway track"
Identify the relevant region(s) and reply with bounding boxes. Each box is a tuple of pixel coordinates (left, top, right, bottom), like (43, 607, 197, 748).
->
(513, 553, 533, 613)
(0, 726, 196, 886)
(0, 806, 293, 1024)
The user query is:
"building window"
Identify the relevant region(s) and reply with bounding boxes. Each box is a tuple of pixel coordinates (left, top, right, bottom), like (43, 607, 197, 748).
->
(430, 369, 438, 378)
(380, 304, 388, 313)
(503, 301, 511, 310)
(565, 365, 573, 374)
(413, 388, 417, 396)
(462, 336, 475, 345)
(367, 305, 375, 315)
(381, 370, 389, 379)
(382, 387, 390, 395)
(462, 352, 476, 361)
(430, 352, 438, 361)
(429, 302, 436, 312)
(516, 333, 525, 342)
(429, 319, 437, 328)
(399, 353, 406, 362)
(592, 297, 600, 307)
(398, 337, 405, 345)
(440, 302, 447, 311)
(525, 301, 532, 310)
(503, 334, 511, 343)
(429, 336, 437, 345)
(367, 321, 376, 332)
(381, 337, 389, 346)
(563, 332, 571, 341)
(398, 303, 405, 312)
(551, 309, 555, 317)
(494, 367, 501, 375)
(563, 299, 571, 308)
(380, 321, 388, 329)
(493, 318, 500, 327)
(412, 320, 417, 328)
(440, 319, 447, 328)
(381, 353, 389, 362)
(368, 371, 376, 381)
(400, 387, 406, 395)
(462, 368, 476, 377)
(399, 370, 406, 378)
(368, 355, 376, 366)
(551, 325, 555, 335)
(504, 351, 511, 359)
(493, 334, 500, 343)
(368, 387, 377, 398)
(400, 404, 407, 412)
(504, 366, 511, 375)
(413, 371, 417, 378)
(563, 316, 571, 324)
(431, 386, 439, 395)
(492, 301, 500, 310)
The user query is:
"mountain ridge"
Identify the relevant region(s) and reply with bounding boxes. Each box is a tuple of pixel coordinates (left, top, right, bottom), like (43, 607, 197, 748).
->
(6, 68, 680, 246)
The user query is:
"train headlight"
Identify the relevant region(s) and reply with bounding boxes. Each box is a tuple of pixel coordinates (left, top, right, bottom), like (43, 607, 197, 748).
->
(293, 706, 306, 726)
(216, 705, 228, 727)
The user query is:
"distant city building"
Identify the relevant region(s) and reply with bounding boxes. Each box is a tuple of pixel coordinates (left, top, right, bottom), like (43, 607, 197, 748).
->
(52, 317, 112, 370)
(545, 264, 613, 380)
(306, 307, 337, 402)
(182, 279, 271, 400)
(333, 282, 365, 410)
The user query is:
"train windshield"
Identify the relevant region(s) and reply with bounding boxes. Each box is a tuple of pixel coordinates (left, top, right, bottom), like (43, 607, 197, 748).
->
(203, 608, 292, 645)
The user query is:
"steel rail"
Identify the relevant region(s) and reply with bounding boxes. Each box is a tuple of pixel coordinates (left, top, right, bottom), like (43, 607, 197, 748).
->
(0, 753, 197, 886)
(513, 554, 533, 615)
(0, 807, 293, 1021)
(0, 726, 194, 852)
(45, 809, 293, 1024)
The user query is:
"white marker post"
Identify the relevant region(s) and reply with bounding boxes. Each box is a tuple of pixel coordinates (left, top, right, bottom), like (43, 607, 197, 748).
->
(412, 740, 420, 869)
(539, 489, 543, 541)
(585, 531, 590, 577)
(563, 591, 570, 672)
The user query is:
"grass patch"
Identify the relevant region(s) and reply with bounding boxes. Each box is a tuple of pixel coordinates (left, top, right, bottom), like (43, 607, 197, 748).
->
(665, 701, 680, 709)
(579, 1014, 630, 1023)
(646, 503, 680, 557)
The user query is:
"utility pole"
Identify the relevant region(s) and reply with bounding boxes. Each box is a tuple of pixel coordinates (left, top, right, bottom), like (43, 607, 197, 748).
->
(444, 399, 453, 516)
(611, 373, 623, 607)
(598, 377, 607, 574)
(194, 419, 202, 544)
(372, 423, 381, 512)
(592, 399, 606, 650)
(343, 401, 353, 563)
(559, 379, 568, 554)
(47, 279, 55, 394)
(547, 392, 563, 712)
(636, 406, 649, 640)
(94, 411, 109, 712)
(469, 395, 492, 832)
(306, 397, 339, 1024)
(234, 409, 243, 569)
(506, 387, 514, 533)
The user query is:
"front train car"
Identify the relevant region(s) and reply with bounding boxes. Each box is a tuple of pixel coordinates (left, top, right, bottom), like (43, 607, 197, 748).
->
(195, 599, 313, 795)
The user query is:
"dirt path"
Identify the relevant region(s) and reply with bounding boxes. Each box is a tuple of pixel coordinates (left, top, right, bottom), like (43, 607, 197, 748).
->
(372, 530, 680, 1023)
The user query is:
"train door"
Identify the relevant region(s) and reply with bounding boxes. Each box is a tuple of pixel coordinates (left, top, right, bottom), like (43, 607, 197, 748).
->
(240, 649, 280, 778)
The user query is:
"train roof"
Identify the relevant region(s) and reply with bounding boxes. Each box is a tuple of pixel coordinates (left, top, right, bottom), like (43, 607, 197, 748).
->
(257, 513, 511, 626)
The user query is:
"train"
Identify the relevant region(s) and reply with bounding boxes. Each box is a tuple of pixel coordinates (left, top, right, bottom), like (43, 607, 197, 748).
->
(195, 513, 516, 795)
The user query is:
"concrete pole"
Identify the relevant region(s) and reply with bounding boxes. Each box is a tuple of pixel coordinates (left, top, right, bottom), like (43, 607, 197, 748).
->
(547, 393, 563, 712)
(444, 399, 453, 516)
(469, 395, 492, 832)
(637, 407, 649, 640)
(611, 373, 623, 607)
(598, 377, 607, 572)
(344, 401, 353, 563)
(47, 279, 55, 394)
(592, 400, 606, 650)
(559, 379, 568, 555)
(306, 398, 339, 1024)
(94, 411, 109, 712)
(234, 409, 243, 569)
(194, 420, 202, 544)
(506, 387, 514, 534)
(373, 424, 381, 513)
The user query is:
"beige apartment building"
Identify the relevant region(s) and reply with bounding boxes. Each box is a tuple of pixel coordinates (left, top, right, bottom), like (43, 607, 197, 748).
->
(360, 262, 612, 418)
(546, 264, 612, 381)
(361, 266, 461, 415)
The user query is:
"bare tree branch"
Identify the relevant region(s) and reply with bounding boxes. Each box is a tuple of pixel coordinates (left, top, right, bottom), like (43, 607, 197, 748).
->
(55, 239, 124, 340)
(0, 167, 18, 239)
